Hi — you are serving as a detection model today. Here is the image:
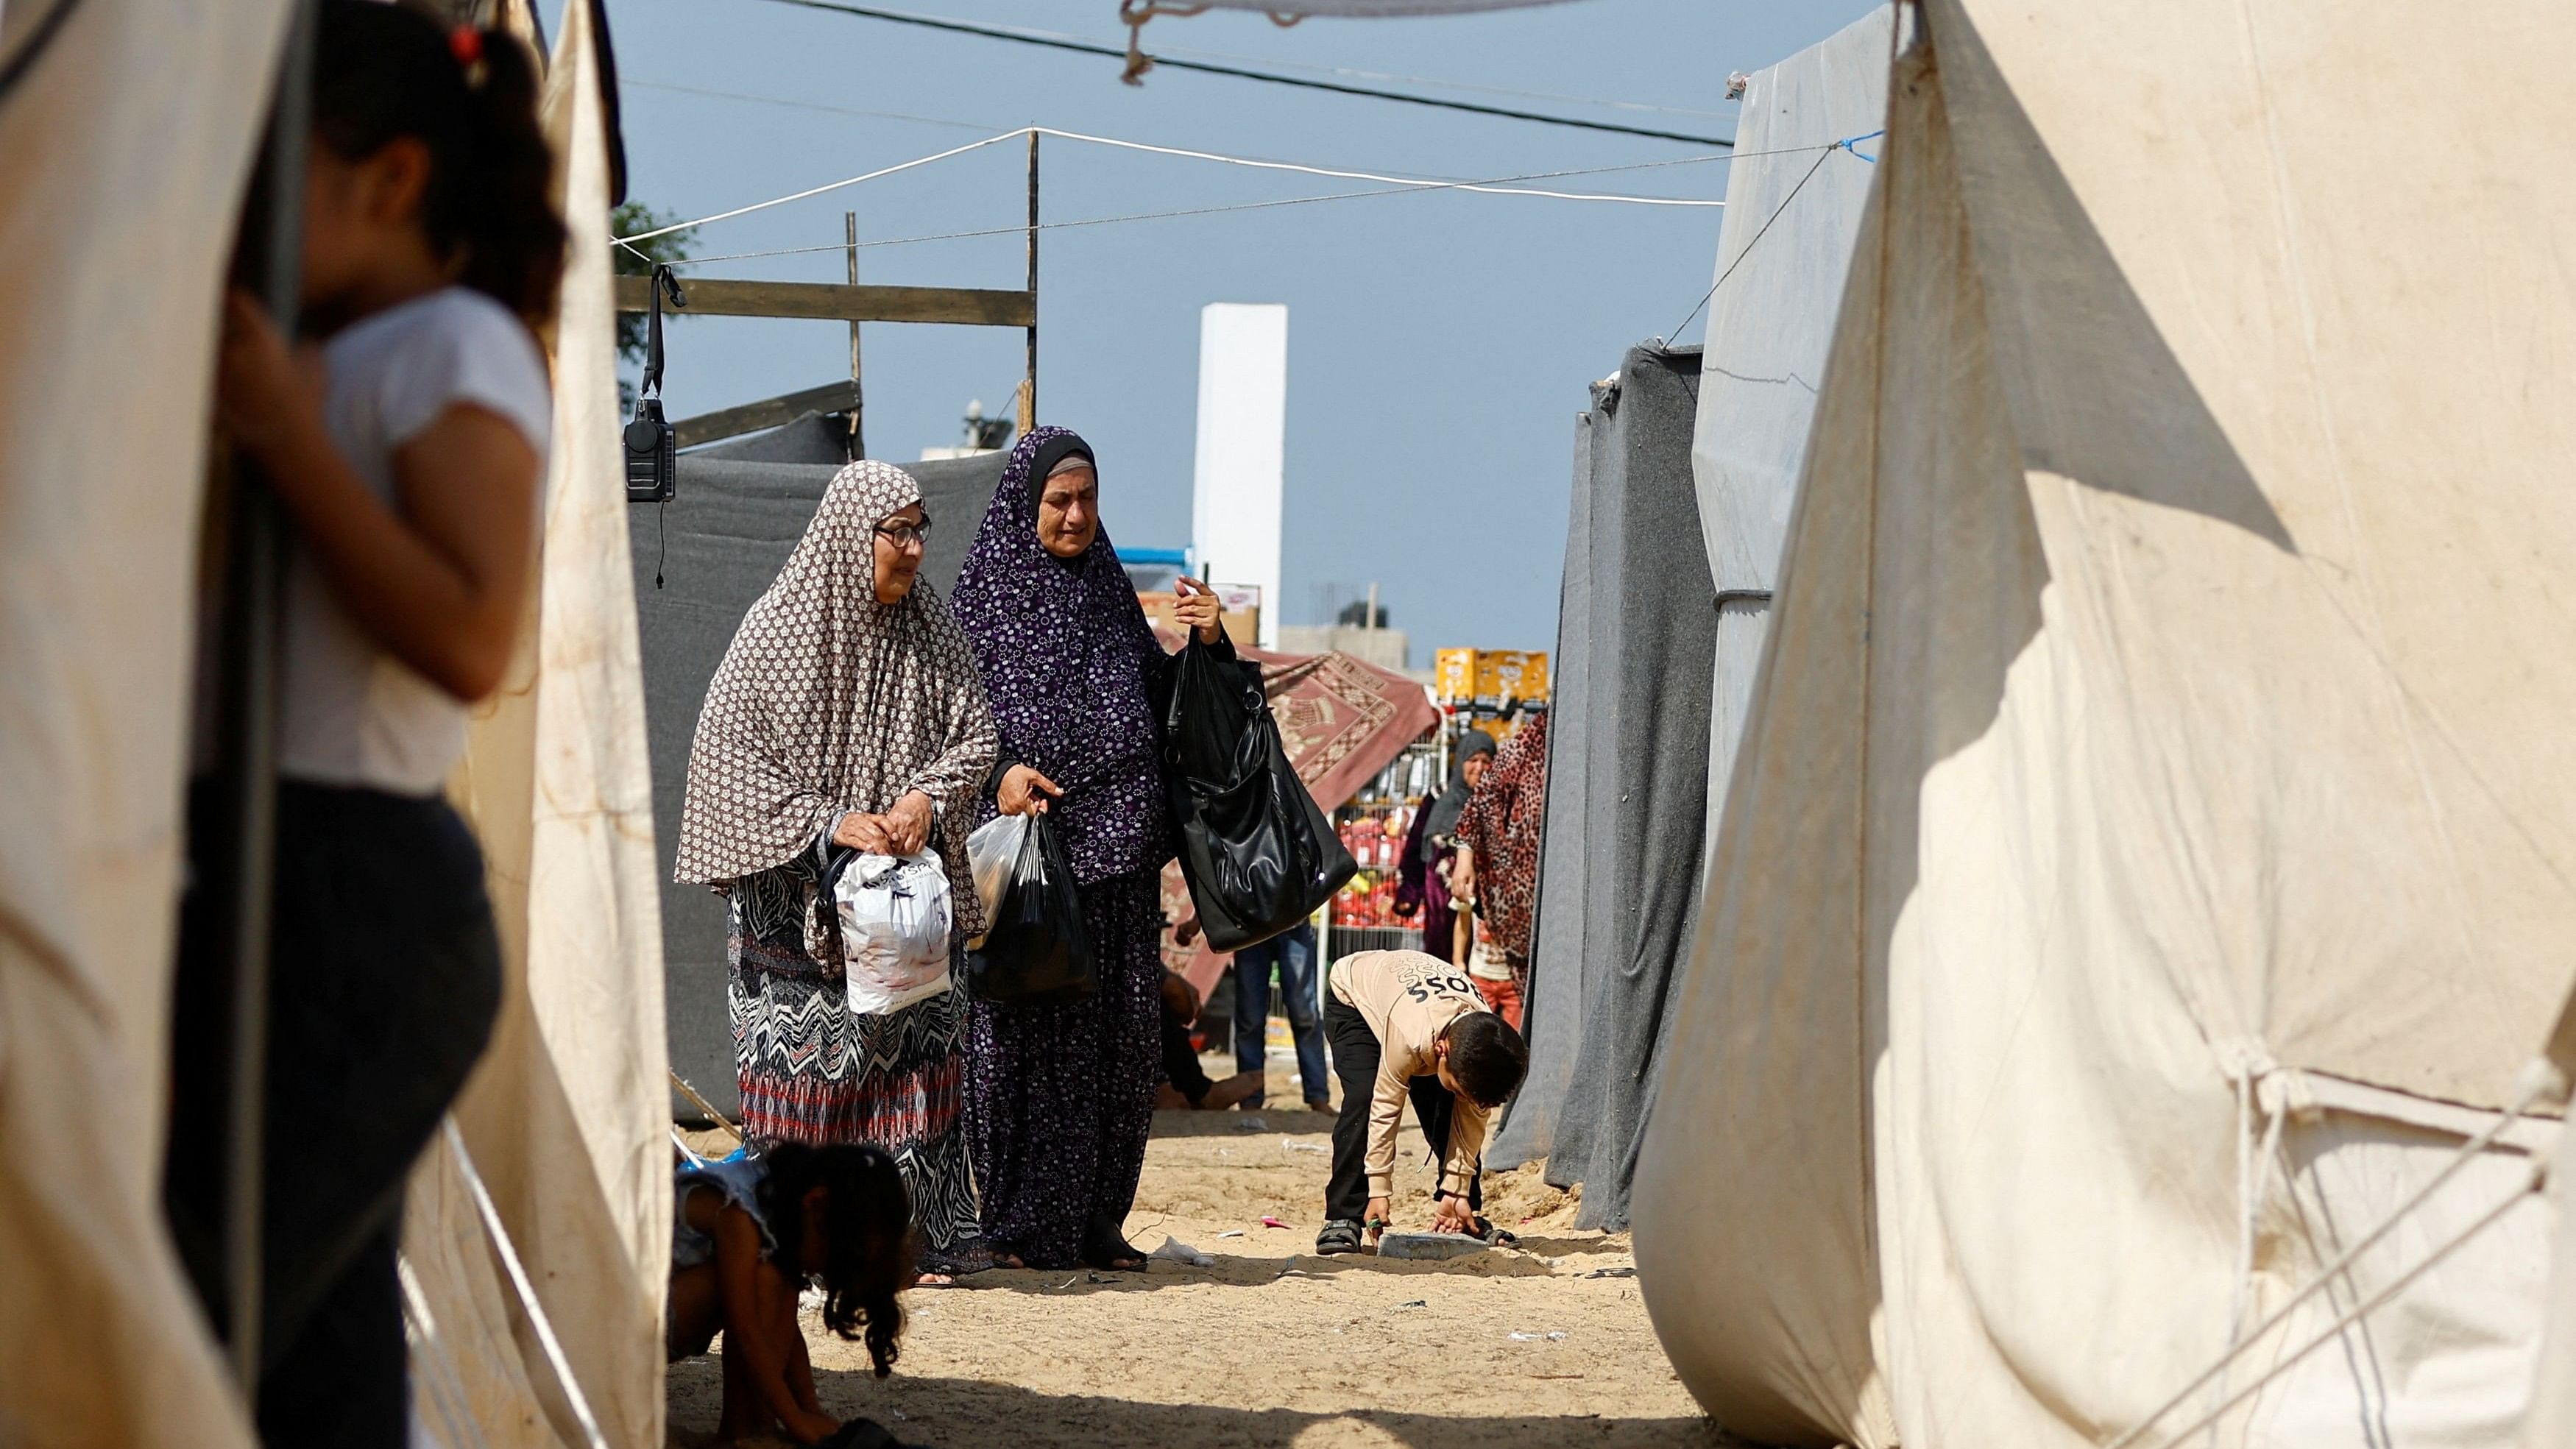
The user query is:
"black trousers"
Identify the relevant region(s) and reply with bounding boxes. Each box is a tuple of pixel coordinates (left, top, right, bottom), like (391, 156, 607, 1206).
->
(165, 780, 502, 1448)
(1323, 996, 1482, 1223)
(1159, 992, 1213, 1105)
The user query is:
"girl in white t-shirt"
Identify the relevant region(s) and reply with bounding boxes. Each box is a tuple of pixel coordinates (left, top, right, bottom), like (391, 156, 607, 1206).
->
(166, 6, 564, 1444)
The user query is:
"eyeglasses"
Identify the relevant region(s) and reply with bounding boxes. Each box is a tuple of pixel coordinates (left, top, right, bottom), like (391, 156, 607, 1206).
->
(875, 518, 933, 549)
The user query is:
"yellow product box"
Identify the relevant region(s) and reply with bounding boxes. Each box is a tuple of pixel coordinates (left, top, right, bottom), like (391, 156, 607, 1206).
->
(1473, 649, 1549, 701)
(1435, 648, 1478, 701)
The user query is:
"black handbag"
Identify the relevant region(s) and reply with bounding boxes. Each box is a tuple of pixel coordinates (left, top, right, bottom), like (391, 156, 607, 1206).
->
(963, 812, 1094, 1002)
(1154, 638, 1357, 953)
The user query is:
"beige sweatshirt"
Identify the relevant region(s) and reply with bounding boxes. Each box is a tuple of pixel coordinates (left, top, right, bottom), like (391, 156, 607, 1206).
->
(1329, 949, 1494, 1200)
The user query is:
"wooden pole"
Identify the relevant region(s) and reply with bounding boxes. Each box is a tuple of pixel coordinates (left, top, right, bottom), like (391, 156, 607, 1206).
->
(1020, 130, 1039, 437)
(216, 0, 316, 1395)
(845, 211, 865, 459)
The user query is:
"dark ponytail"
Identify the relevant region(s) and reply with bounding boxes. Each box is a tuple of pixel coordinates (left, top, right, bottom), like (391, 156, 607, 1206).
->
(755, 1142, 915, 1378)
(312, 0, 567, 326)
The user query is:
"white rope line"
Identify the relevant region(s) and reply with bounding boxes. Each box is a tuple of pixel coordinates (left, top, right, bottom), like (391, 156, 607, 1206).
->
(397, 1251, 495, 1449)
(1030, 126, 1724, 206)
(2137, 1159, 2545, 1449)
(615, 124, 1727, 247)
(443, 1119, 615, 1449)
(2209, 1072, 2289, 1445)
(618, 130, 1024, 243)
(2102, 1061, 2560, 1449)
(657, 169, 1724, 268)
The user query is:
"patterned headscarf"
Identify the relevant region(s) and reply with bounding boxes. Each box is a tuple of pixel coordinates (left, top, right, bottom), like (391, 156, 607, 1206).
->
(949, 427, 1171, 885)
(676, 459, 999, 955)
(1455, 712, 1549, 962)
(1423, 729, 1498, 860)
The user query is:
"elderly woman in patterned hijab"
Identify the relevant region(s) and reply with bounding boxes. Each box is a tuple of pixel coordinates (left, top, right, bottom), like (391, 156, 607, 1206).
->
(949, 427, 1222, 1272)
(676, 459, 1000, 1277)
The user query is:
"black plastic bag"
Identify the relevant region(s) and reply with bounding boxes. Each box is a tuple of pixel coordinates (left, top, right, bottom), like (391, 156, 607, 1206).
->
(1154, 639, 1357, 953)
(963, 811, 1094, 1002)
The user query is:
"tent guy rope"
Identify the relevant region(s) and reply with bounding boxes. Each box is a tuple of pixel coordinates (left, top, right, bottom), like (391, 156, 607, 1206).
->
(443, 1120, 615, 1449)
(616, 124, 1729, 254)
(2101, 1060, 2565, 1449)
(2137, 1160, 2547, 1449)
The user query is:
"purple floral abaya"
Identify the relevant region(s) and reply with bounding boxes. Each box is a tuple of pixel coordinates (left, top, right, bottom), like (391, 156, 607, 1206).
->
(950, 428, 1175, 1268)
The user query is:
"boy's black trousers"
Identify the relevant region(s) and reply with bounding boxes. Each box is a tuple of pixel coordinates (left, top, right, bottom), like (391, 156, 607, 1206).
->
(1323, 996, 1482, 1223)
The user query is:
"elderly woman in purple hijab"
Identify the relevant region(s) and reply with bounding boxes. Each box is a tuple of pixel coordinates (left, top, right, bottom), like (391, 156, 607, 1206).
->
(949, 427, 1223, 1271)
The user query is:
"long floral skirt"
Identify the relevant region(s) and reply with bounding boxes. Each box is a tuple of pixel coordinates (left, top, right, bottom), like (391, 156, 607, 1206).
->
(962, 868, 1164, 1269)
(729, 916, 984, 1265)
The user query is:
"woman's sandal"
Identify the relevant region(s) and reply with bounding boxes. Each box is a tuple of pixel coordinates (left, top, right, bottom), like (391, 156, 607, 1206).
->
(1081, 1218, 1147, 1272)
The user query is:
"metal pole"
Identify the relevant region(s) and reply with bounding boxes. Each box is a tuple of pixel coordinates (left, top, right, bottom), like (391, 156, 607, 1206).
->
(860, 208, 881, 458)
(1019, 130, 1038, 437)
(213, 0, 315, 1395)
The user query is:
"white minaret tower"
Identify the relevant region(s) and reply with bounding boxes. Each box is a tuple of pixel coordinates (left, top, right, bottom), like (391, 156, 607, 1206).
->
(1190, 302, 1287, 648)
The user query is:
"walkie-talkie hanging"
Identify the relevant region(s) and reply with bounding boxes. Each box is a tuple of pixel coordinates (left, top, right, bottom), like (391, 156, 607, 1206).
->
(624, 263, 684, 503)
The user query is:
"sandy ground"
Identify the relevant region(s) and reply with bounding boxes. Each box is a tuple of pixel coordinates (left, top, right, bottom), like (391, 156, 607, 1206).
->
(670, 1057, 1731, 1449)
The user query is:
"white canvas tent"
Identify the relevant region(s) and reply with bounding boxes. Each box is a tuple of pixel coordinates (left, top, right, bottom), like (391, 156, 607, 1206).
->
(0, 3, 289, 1444)
(0, 1, 665, 1442)
(1635, 3, 2576, 1447)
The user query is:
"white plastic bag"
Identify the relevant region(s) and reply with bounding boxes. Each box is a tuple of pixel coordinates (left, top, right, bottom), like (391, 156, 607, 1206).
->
(963, 812, 1029, 949)
(833, 849, 952, 1016)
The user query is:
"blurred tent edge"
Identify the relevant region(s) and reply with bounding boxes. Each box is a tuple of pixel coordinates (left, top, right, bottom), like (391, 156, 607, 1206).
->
(0, 1, 290, 1444)
(409, 0, 673, 1445)
(1635, 2, 2576, 1448)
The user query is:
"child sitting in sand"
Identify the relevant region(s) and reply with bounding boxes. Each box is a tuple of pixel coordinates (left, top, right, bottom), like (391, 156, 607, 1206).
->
(1154, 968, 1266, 1111)
(1314, 949, 1530, 1255)
(668, 1143, 915, 1445)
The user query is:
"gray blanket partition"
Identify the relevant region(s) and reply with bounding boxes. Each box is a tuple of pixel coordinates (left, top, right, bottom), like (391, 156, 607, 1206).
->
(1488, 410, 1597, 1170)
(1526, 346, 1715, 1230)
(633, 416, 1007, 1117)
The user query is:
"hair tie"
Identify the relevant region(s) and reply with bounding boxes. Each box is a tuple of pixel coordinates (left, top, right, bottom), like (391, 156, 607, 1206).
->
(447, 24, 484, 68)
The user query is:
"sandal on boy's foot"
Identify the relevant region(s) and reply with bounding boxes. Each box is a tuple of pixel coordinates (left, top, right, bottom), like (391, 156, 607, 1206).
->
(1314, 1219, 1365, 1255)
(1465, 1216, 1518, 1248)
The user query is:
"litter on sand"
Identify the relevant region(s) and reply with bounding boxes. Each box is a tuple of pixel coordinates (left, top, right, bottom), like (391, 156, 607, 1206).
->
(1281, 1138, 1328, 1155)
(1261, 1216, 1289, 1229)
(1396, 1300, 1428, 1309)
(1508, 1331, 1570, 1342)
(1217, 1229, 1245, 1238)
(1585, 1266, 1638, 1279)
(1149, 1236, 1216, 1267)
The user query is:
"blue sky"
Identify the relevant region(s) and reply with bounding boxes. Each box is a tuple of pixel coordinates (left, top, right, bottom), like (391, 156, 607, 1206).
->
(587, 0, 1878, 653)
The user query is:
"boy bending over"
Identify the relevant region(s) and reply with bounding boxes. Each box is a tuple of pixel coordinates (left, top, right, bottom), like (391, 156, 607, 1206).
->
(1315, 949, 1529, 1255)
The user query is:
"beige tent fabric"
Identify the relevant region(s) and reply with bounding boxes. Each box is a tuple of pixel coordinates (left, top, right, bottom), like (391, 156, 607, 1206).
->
(0, 3, 288, 1445)
(403, 1144, 568, 1449)
(1639, 2, 2573, 1445)
(406, 0, 670, 1444)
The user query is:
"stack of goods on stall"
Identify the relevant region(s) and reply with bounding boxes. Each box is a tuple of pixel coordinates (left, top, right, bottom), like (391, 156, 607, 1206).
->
(1327, 741, 1441, 954)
